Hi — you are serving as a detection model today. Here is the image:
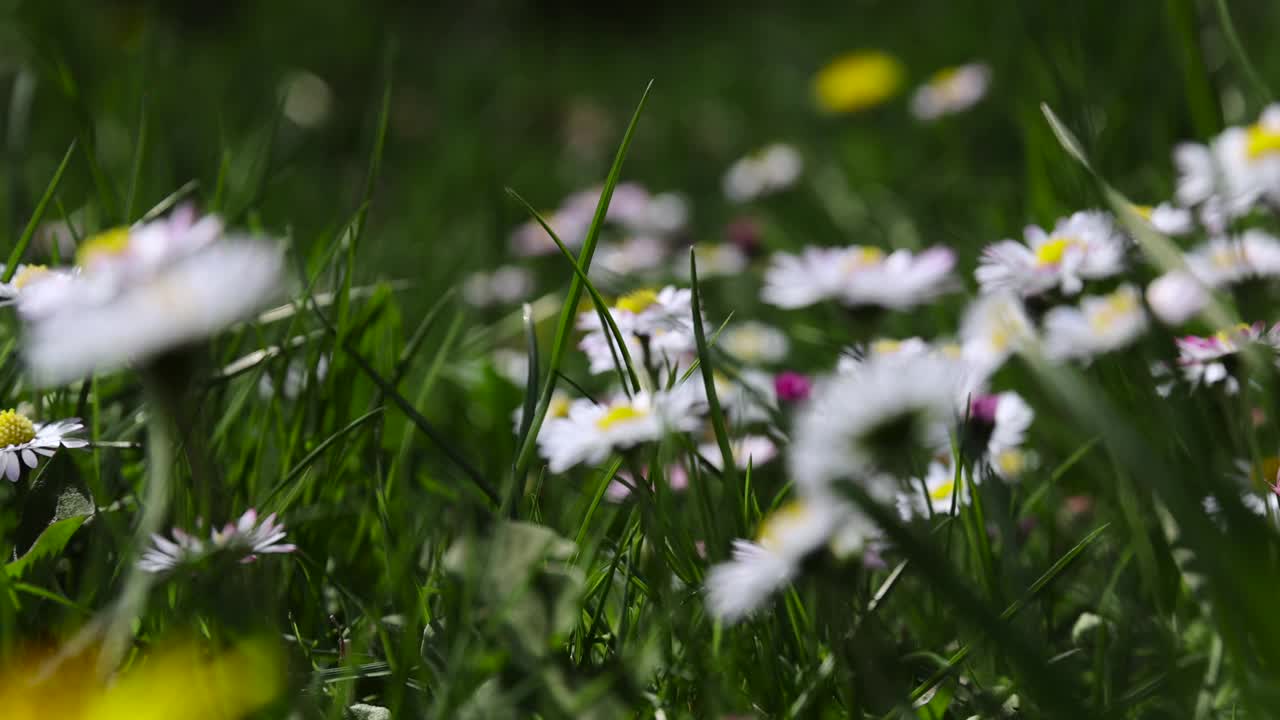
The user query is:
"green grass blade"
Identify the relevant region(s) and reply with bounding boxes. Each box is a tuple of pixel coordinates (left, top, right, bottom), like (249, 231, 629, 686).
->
(512, 80, 653, 481)
(688, 247, 741, 518)
(3, 140, 76, 282)
(1214, 0, 1272, 107)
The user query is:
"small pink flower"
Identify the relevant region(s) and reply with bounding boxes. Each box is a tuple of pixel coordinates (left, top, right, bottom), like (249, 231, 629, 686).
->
(969, 394, 1000, 424)
(774, 371, 812, 403)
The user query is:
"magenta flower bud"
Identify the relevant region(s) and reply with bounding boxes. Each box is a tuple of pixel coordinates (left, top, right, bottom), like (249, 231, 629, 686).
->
(969, 394, 1000, 423)
(774, 371, 812, 403)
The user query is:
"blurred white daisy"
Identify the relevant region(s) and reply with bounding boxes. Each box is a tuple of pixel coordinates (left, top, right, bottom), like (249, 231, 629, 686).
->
(698, 435, 778, 471)
(898, 457, 970, 519)
(1133, 202, 1194, 237)
(0, 264, 62, 302)
(510, 204, 594, 257)
(762, 245, 956, 310)
(259, 355, 329, 400)
(578, 286, 698, 375)
(704, 499, 845, 623)
(536, 387, 704, 473)
(1175, 104, 1280, 217)
(19, 205, 284, 386)
(1175, 323, 1278, 393)
(790, 354, 961, 501)
(966, 391, 1036, 480)
(0, 410, 87, 482)
(910, 63, 991, 121)
(959, 293, 1035, 377)
(676, 243, 749, 280)
(1183, 230, 1280, 287)
(462, 265, 534, 307)
(591, 235, 669, 279)
(976, 211, 1127, 296)
(721, 322, 790, 365)
(723, 143, 804, 203)
(1146, 270, 1209, 326)
(1043, 284, 1149, 361)
(140, 509, 295, 574)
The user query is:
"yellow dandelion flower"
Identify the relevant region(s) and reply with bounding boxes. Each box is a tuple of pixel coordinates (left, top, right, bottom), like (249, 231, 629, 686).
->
(813, 51, 904, 114)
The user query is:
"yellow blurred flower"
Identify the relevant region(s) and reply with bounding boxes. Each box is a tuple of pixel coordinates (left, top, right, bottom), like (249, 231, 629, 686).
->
(813, 50, 904, 113)
(0, 637, 284, 720)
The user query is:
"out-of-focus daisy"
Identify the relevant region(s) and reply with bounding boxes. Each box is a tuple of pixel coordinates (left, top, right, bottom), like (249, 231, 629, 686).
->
(259, 354, 329, 400)
(898, 457, 970, 519)
(462, 265, 534, 307)
(0, 264, 61, 302)
(140, 509, 296, 574)
(19, 206, 284, 386)
(699, 435, 778, 470)
(813, 51, 904, 114)
(1132, 202, 1194, 237)
(790, 354, 960, 500)
(723, 143, 804, 203)
(1183, 230, 1280, 287)
(964, 392, 1036, 480)
(1175, 323, 1278, 393)
(721, 322, 790, 365)
(960, 293, 1035, 377)
(537, 387, 704, 473)
(704, 499, 845, 623)
(910, 62, 991, 121)
(837, 337, 933, 373)
(976, 211, 1127, 297)
(1043, 284, 1148, 361)
(677, 243, 749, 280)
(592, 235, 669, 279)
(1175, 104, 1280, 217)
(0, 410, 87, 482)
(510, 204, 594, 257)
(1146, 270, 1208, 326)
(578, 286, 698, 375)
(762, 245, 955, 310)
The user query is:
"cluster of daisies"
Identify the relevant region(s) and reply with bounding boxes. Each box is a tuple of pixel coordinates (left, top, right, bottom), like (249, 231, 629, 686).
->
(0, 204, 296, 573)
(493, 83, 1280, 623)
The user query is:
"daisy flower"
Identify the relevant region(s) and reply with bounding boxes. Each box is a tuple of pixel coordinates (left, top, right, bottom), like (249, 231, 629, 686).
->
(960, 292, 1035, 377)
(1175, 104, 1280, 217)
(704, 500, 847, 623)
(1183, 230, 1280, 287)
(976, 210, 1128, 296)
(1146, 270, 1209, 326)
(762, 245, 956, 310)
(139, 509, 295, 574)
(461, 265, 533, 307)
(720, 321, 790, 365)
(18, 205, 284, 386)
(698, 435, 779, 471)
(591, 235, 670, 279)
(676, 243, 749, 280)
(536, 387, 704, 473)
(789, 354, 961, 501)
(0, 264, 61, 302)
(813, 50, 904, 114)
(1132, 202, 1195, 237)
(1174, 323, 1278, 393)
(0, 410, 88, 482)
(964, 392, 1036, 480)
(898, 458, 970, 520)
(723, 143, 804, 203)
(578, 286, 697, 375)
(910, 62, 991, 121)
(1042, 284, 1149, 361)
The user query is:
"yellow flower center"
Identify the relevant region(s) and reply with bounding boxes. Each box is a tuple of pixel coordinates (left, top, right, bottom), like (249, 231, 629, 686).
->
(1131, 204, 1154, 221)
(11, 264, 48, 290)
(1251, 456, 1280, 487)
(595, 404, 646, 430)
(0, 409, 36, 447)
(813, 51, 904, 114)
(76, 226, 132, 266)
(938, 342, 963, 359)
(1034, 236, 1080, 266)
(841, 246, 885, 274)
(756, 500, 810, 550)
(996, 449, 1028, 477)
(1090, 289, 1138, 332)
(1246, 124, 1280, 159)
(929, 478, 957, 502)
(549, 395, 571, 419)
(930, 66, 960, 88)
(871, 339, 902, 355)
(616, 288, 659, 314)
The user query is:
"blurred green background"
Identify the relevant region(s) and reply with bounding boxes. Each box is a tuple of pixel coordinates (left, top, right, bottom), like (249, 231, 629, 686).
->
(5, 0, 1279, 291)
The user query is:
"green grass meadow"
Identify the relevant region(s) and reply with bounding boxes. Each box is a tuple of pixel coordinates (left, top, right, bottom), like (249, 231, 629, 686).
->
(3, 1, 1280, 718)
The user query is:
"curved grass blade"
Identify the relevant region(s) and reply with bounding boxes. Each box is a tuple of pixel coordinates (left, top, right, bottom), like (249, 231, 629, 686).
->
(512, 80, 653, 481)
(3, 140, 76, 282)
(1214, 0, 1271, 108)
(506, 187, 641, 395)
(689, 247, 740, 510)
(263, 407, 384, 508)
